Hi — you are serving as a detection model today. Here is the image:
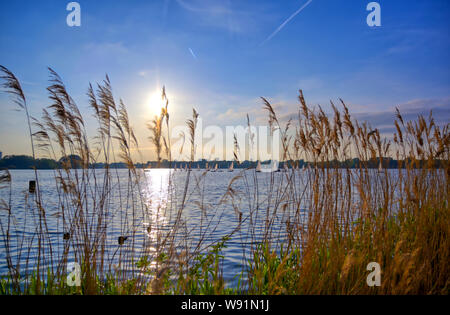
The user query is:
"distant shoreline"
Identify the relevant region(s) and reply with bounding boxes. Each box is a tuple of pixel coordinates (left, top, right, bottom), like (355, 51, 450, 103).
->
(0, 154, 445, 170)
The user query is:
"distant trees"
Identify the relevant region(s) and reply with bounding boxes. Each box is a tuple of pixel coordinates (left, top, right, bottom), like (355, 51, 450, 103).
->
(0, 155, 58, 169)
(0, 154, 444, 170)
(58, 155, 83, 169)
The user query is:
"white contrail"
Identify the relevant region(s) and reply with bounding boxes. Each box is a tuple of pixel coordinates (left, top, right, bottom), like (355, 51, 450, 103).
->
(261, 0, 313, 46)
(189, 48, 197, 59)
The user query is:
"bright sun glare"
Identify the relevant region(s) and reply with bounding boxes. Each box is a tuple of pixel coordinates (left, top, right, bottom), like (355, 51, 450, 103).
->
(148, 91, 165, 117)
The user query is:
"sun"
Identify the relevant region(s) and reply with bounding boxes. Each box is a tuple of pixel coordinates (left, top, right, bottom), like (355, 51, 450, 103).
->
(147, 91, 165, 117)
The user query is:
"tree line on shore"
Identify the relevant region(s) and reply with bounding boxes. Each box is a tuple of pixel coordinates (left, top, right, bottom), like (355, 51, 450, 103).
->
(0, 154, 444, 170)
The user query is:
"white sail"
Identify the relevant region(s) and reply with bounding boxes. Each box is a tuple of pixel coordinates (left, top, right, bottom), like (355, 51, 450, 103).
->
(256, 161, 262, 172)
(272, 161, 280, 172)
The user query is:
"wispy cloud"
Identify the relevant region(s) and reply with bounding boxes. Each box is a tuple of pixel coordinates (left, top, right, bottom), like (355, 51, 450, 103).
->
(20, 80, 39, 86)
(298, 77, 323, 91)
(353, 98, 450, 135)
(215, 96, 292, 125)
(384, 28, 443, 56)
(274, 97, 450, 135)
(176, 0, 232, 14)
(261, 0, 313, 46)
(175, 0, 265, 34)
(84, 42, 129, 56)
(138, 70, 149, 77)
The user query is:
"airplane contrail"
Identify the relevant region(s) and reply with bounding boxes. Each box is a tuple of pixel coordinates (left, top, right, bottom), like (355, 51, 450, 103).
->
(189, 48, 197, 59)
(261, 0, 313, 46)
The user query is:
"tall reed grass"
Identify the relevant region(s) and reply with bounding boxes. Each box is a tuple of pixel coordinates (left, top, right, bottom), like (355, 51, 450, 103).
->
(0, 66, 448, 295)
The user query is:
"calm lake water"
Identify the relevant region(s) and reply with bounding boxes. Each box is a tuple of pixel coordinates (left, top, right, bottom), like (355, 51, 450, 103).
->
(0, 169, 310, 284)
(1, 167, 414, 286)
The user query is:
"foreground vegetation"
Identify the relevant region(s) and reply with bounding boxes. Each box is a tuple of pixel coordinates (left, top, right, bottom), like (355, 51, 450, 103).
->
(0, 65, 448, 295)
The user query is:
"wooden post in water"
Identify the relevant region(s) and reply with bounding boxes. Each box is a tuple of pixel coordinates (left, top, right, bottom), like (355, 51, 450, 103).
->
(118, 236, 128, 245)
(29, 180, 36, 193)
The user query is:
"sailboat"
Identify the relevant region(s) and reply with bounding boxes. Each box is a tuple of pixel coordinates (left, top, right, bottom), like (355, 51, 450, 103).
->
(174, 164, 177, 172)
(272, 161, 281, 173)
(378, 161, 383, 173)
(205, 162, 209, 171)
(256, 161, 262, 173)
(213, 164, 219, 172)
(228, 162, 234, 172)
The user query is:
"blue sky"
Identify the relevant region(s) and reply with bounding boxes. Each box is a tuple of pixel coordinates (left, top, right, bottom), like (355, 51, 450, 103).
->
(0, 0, 449, 160)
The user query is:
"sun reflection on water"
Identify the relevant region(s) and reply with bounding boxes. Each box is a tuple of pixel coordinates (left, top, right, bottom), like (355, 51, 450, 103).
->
(141, 169, 173, 268)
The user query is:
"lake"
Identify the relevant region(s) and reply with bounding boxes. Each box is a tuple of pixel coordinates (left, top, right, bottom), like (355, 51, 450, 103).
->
(0, 168, 312, 285)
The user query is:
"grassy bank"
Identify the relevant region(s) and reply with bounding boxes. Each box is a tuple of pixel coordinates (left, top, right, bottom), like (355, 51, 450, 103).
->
(0, 66, 448, 295)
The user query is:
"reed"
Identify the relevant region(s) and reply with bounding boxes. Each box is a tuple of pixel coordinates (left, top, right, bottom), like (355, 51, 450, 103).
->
(0, 66, 448, 295)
